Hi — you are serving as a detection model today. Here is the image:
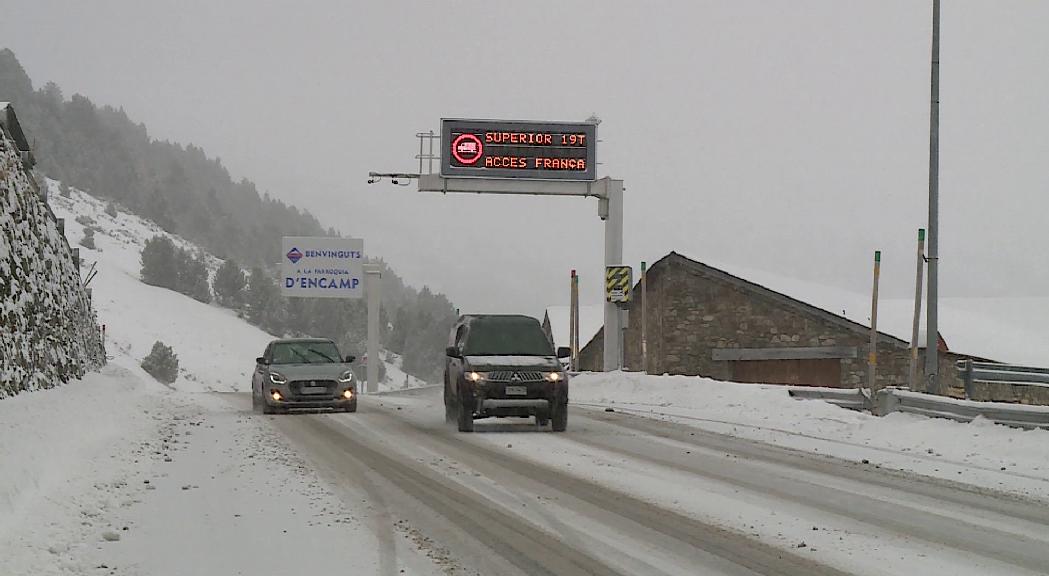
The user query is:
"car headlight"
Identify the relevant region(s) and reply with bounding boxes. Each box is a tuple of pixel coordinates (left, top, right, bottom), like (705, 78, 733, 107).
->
(269, 371, 287, 384)
(546, 372, 563, 382)
(338, 370, 354, 383)
(466, 371, 487, 383)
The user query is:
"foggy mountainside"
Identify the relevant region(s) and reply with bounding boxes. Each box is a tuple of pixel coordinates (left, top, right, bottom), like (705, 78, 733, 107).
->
(0, 49, 455, 382)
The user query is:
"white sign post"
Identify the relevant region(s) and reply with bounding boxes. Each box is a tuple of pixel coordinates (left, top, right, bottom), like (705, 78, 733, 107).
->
(281, 237, 364, 299)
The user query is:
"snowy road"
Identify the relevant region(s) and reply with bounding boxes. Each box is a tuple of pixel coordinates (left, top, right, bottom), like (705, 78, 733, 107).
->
(241, 388, 1049, 576)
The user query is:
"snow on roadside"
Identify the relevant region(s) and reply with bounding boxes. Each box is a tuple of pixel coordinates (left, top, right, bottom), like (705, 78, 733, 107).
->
(378, 351, 429, 392)
(570, 371, 1049, 501)
(0, 354, 393, 576)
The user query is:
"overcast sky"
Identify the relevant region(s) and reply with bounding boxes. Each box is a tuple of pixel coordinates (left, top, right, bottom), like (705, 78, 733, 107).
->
(2, 0, 1047, 317)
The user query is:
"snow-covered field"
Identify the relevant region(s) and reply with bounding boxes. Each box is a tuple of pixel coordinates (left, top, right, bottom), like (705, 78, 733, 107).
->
(571, 371, 1049, 501)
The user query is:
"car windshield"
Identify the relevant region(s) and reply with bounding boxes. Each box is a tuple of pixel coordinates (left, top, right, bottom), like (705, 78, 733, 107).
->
(271, 341, 341, 364)
(462, 317, 554, 357)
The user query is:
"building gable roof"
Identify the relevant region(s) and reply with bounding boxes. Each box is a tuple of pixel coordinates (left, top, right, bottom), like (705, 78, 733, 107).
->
(581, 250, 911, 353)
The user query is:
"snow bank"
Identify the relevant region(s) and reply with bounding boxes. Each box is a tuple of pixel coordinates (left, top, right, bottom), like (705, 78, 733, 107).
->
(0, 363, 160, 542)
(571, 371, 1049, 500)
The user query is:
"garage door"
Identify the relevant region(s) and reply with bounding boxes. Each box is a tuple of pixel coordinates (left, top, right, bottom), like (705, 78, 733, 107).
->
(730, 358, 842, 388)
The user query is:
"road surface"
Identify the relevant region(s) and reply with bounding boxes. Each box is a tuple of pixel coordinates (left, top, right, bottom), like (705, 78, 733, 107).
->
(231, 387, 1049, 576)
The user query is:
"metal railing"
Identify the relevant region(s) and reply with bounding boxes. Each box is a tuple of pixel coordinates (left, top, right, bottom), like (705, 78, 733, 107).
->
(958, 360, 1049, 399)
(874, 387, 1049, 430)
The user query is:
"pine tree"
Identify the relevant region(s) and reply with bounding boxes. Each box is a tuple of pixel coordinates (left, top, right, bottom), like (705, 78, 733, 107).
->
(176, 251, 211, 303)
(245, 267, 281, 332)
(141, 341, 179, 383)
(212, 259, 246, 307)
(59, 181, 71, 197)
(105, 202, 118, 218)
(140, 236, 178, 289)
(79, 227, 95, 249)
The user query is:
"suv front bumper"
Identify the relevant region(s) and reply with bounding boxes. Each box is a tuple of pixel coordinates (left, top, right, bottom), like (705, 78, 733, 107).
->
(481, 398, 550, 410)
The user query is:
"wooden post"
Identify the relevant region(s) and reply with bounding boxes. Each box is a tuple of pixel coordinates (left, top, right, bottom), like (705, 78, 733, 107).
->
(570, 270, 579, 371)
(868, 251, 882, 392)
(569, 270, 577, 371)
(909, 229, 926, 391)
(640, 261, 647, 374)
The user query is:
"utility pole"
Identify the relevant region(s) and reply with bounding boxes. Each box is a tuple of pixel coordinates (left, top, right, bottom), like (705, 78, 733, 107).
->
(909, 229, 926, 390)
(869, 251, 881, 393)
(925, 0, 942, 394)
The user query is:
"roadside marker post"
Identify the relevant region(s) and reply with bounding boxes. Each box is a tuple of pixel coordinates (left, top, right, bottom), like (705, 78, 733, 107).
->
(909, 229, 926, 391)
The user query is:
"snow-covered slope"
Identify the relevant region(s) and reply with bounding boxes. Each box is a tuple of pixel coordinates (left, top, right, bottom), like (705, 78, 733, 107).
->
(48, 184, 270, 392)
(47, 184, 415, 392)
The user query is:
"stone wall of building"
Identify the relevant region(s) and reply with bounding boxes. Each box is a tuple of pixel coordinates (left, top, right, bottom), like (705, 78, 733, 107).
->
(582, 253, 966, 392)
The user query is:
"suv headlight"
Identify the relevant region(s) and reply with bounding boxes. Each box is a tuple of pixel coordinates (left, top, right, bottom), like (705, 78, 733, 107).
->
(546, 372, 563, 382)
(269, 371, 287, 384)
(466, 371, 487, 383)
(338, 370, 354, 383)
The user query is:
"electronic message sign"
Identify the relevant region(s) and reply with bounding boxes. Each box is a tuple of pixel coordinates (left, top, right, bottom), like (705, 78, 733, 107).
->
(441, 119, 597, 181)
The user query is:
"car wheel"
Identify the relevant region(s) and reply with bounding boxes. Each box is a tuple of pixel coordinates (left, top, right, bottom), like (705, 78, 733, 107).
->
(551, 400, 567, 432)
(445, 400, 456, 423)
(457, 396, 474, 432)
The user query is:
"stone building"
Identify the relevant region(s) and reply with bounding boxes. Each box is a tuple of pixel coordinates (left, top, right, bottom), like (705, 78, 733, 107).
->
(579, 252, 968, 393)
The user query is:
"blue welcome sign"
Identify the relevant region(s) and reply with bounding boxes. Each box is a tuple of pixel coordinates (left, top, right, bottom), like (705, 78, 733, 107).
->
(281, 236, 364, 299)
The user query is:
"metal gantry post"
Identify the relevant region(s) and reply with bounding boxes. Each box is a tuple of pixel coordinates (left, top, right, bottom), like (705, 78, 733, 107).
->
(602, 180, 624, 372)
(366, 266, 382, 394)
(925, 0, 942, 394)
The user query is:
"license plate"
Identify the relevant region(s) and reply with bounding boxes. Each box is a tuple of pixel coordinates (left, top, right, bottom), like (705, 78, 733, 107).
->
(505, 385, 527, 396)
(301, 386, 327, 395)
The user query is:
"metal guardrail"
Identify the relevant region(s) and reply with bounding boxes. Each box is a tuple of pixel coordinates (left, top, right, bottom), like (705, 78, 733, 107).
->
(958, 360, 1049, 399)
(875, 388, 1049, 430)
(787, 386, 870, 411)
(787, 384, 1049, 430)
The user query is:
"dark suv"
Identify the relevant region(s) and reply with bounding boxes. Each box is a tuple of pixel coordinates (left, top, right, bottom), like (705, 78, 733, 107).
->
(444, 314, 571, 432)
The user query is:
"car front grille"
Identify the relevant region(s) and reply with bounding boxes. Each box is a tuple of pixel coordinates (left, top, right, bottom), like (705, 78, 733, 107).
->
(291, 380, 337, 395)
(487, 371, 545, 383)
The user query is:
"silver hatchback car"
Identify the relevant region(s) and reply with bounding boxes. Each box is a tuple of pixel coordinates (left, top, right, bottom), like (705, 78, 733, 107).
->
(252, 338, 357, 414)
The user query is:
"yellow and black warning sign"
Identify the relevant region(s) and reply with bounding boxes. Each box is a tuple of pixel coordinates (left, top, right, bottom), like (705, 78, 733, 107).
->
(605, 265, 633, 303)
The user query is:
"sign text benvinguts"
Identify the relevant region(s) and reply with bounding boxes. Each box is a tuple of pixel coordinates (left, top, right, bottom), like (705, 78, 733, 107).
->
(281, 236, 364, 299)
(441, 119, 597, 181)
